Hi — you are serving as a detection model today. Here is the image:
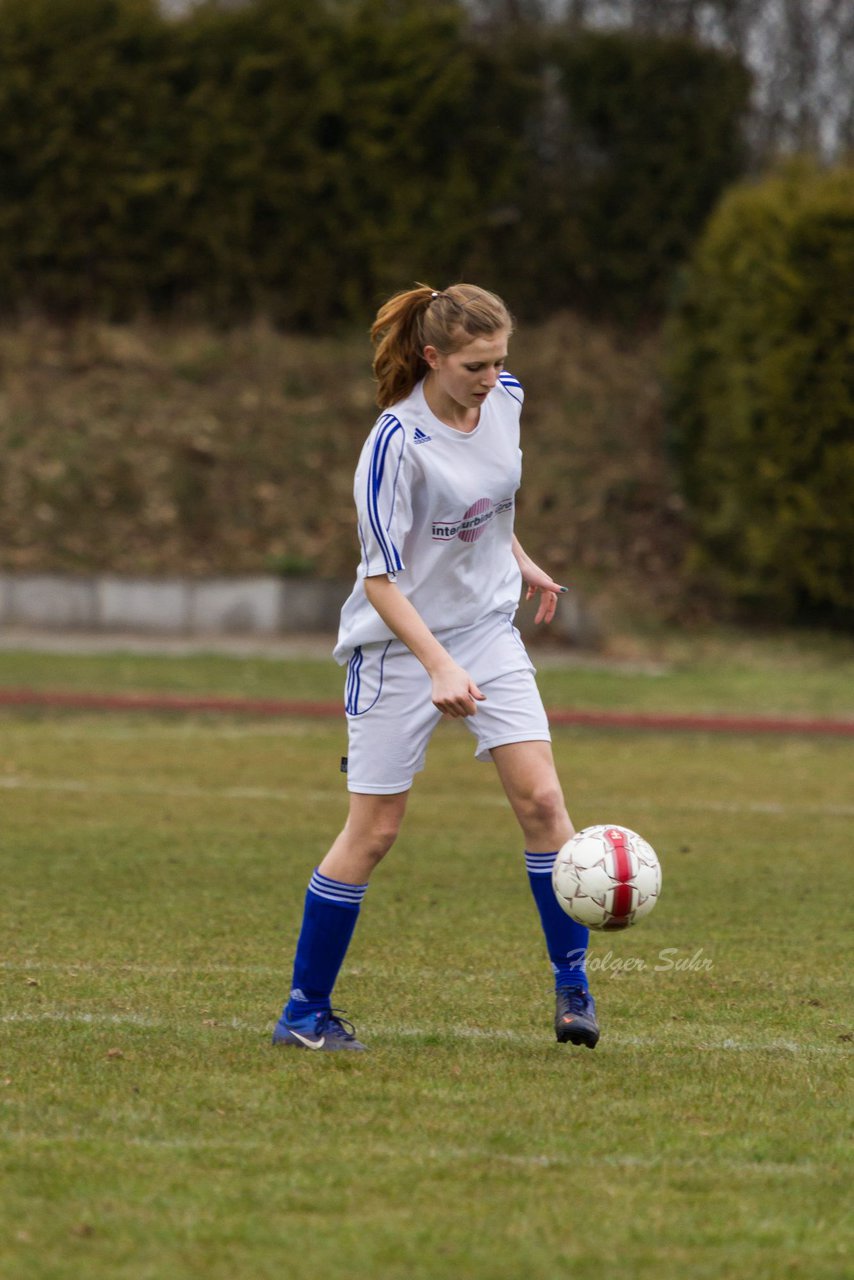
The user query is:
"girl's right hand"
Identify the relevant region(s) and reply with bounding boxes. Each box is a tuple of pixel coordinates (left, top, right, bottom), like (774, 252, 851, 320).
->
(430, 662, 486, 718)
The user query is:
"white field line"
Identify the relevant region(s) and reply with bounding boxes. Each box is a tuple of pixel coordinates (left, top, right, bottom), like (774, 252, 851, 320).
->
(384, 1025, 851, 1056)
(1, 772, 853, 817)
(0, 1123, 824, 1178)
(1, 959, 283, 975)
(2, 721, 329, 741)
(0, 775, 332, 803)
(386, 1145, 823, 1178)
(0, 1010, 257, 1032)
(0, 1127, 824, 1179)
(1, 1008, 849, 1057)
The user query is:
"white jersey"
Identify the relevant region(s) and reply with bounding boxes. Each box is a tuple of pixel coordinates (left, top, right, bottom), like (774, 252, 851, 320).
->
(334, 372, 525, 664)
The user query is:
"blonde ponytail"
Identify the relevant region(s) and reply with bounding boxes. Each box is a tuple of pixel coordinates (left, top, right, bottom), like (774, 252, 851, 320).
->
(371, 282, 514, 408)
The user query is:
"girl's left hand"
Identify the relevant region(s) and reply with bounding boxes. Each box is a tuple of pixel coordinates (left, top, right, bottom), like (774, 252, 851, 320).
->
(524, 577, 567, 625)
(512, 536, 568, 625)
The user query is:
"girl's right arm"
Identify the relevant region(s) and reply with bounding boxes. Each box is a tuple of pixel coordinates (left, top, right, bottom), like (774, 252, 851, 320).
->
(363, 574, 485, 718)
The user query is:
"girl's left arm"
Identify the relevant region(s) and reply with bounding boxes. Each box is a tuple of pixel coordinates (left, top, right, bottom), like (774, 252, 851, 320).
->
(512, 535, 568, 626)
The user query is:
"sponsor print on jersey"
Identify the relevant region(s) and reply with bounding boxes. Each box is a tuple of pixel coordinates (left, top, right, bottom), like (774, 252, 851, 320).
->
(431, 496, 514, 543)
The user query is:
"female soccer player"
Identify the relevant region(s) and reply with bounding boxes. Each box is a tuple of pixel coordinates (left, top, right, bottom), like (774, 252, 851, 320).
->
(272, 283, 598, 1051)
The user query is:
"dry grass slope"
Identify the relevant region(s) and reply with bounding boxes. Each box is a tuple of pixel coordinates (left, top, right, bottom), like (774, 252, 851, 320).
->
(0, 315, 686, 622)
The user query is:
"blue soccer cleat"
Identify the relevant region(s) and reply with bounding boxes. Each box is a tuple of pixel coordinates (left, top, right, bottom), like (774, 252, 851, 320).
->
(272, 1007, 367, 1052)
(555, 985, 600, 1048)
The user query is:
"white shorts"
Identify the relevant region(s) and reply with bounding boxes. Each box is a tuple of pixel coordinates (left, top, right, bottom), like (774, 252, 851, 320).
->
(342, 612, 551, 794)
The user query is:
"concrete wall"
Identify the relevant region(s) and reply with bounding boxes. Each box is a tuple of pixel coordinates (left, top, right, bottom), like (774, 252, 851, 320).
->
(0, 574, 350, 635)
(0, 573, 598, 644)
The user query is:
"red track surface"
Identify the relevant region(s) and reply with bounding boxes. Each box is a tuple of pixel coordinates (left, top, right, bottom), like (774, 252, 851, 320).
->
(1, 686, 853, 735)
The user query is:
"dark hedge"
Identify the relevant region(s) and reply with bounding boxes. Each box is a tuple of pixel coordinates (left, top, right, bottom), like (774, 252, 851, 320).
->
(0, 0, 751, 326)
(665, 162, 854, 623)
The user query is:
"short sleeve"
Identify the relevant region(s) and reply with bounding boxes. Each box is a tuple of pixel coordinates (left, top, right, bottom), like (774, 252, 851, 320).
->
(498, 371, 524, 408)
(353, 413, 411, 578)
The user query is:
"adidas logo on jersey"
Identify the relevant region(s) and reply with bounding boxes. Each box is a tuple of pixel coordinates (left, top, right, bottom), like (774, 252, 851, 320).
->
(413, 427, 432, 444)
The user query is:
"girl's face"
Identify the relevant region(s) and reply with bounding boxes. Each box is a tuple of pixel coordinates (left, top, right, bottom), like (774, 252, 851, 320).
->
(424, 329, 510, 412)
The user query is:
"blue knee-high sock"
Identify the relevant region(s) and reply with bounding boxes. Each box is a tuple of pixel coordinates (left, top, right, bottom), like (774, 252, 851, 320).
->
(525, 851, 590, 990)
(284, 870, 368, 1020)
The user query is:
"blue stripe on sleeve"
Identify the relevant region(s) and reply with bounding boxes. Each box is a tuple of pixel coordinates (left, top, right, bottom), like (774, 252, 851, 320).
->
(367, 414, 404, 573)
(499, 372, 523, 405)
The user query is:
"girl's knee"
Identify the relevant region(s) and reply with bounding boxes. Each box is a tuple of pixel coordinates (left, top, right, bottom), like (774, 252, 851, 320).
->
(524, 780, 566, 827)
(512, 779, 570, 846)
(364, 818, 400, 862)
(346, 795, 406, 866)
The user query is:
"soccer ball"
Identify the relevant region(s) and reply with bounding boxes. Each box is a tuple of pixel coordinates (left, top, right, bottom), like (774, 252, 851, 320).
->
(552, 825, 661, 930)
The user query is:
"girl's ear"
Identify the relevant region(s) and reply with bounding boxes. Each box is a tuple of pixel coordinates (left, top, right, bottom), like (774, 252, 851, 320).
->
(423, 344, 441, 372)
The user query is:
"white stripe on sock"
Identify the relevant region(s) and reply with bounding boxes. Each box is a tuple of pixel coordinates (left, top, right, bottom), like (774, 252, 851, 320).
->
(524, 851, 558, 875)
(308, 869, 369, 906)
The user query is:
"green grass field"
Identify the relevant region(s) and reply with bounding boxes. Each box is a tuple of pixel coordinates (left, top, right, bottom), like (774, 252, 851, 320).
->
(1, 643, 852, 1279)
